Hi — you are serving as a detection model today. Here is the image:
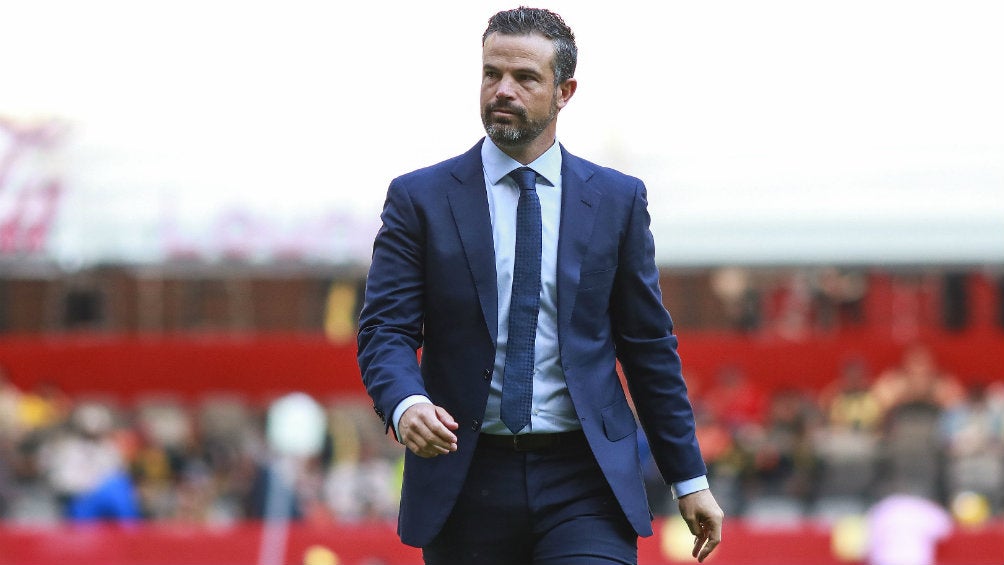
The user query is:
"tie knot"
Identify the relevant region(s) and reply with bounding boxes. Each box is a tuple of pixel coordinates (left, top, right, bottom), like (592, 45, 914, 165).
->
(508, 167, 538, 192)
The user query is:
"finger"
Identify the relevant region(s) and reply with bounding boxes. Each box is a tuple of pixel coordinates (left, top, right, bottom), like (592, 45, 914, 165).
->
(402, 419, 438, 453)
(408, 416, 457, 454)
(417, 425, 455, 453)
(407, 437, 451, 458)
(406, 439, 430, 457)
(400, 419, 431, 448)
(436, 406, 460, 431)
(405, 407, 452, 442)
(428, 424, 457, 446)
(416, 446, 449, 458)
(692, 528, 707, 559)
(398, 405, 435, 442)
(697, 519, 722, 562)
(400, 405, 458, 455)
(419, 420, 456, 450)
(431, 407, 459, 451)
(698, 535, 719, 562)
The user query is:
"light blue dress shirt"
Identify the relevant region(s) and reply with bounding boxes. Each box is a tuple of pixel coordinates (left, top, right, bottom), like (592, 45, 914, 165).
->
(392, 137, 707, 498)
(480, 137, 576, 435)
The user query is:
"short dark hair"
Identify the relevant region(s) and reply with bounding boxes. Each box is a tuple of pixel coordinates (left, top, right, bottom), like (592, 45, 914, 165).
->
(482, 7, 577, 85)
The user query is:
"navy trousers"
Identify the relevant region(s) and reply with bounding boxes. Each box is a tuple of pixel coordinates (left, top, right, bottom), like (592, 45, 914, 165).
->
(423, 432, 638, 565)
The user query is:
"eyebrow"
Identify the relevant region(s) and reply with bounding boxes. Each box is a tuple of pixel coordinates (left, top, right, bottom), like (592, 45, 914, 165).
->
(482, 63, 544, 79)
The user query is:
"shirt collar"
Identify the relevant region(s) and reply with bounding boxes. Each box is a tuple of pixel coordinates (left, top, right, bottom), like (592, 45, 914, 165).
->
(482, 137, 562, 188)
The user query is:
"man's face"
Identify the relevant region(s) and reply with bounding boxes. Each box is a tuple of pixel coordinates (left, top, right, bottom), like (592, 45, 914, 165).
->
(480, 32, 567, 149)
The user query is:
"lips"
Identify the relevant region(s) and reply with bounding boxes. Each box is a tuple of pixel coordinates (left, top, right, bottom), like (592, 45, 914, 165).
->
(487, 103, 526, 119)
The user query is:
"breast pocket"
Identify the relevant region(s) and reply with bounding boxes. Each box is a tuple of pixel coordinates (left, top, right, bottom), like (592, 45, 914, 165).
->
(579, 266, 616, 292)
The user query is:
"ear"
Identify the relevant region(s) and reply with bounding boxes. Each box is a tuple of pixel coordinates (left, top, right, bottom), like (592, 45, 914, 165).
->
(556, 77, 577, 110)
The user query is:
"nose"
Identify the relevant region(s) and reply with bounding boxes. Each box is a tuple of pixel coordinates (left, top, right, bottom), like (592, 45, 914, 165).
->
(494, 74, 517, 100)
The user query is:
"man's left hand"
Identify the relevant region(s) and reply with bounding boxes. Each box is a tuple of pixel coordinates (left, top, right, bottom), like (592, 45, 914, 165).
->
(677, 488, 724, 562)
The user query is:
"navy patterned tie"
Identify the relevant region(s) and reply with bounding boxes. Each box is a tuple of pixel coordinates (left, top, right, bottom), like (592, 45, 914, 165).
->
(501, 166, 541, 434)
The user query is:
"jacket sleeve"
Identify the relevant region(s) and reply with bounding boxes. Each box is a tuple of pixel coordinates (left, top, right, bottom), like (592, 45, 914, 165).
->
(357, 179, 429, 432)
(610, 180, 708, 484)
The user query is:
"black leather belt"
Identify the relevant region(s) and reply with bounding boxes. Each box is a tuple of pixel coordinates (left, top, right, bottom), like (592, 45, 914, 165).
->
(478, 430, 585, 452)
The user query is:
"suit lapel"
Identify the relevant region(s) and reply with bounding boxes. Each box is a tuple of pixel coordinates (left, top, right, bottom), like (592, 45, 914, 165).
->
(556, 147, 600, 333)
(447, 141, 498, 343)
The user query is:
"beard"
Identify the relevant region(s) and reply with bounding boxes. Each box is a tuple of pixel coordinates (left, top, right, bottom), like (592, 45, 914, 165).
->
(481, 95, 558, 148)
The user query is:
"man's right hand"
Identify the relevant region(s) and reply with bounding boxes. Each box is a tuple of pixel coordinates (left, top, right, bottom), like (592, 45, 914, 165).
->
(398, 403, 459, 458)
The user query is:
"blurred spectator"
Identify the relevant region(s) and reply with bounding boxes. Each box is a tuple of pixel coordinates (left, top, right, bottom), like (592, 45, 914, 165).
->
(0, 441, 14, 518)
(809, 267, 868, 332)
(16, 381, 71, 435)
(870, 345, 963, 499)
(197, 393, 257, 476)
(3, 363, 1004, 527)
(294, 457, 332, 524)
(322, 401, 399, 523)
(819, 357, 882, 433)
(871, 344, 965, 417)
(244, 459, 303, 520)
(939, 382, 1004, 513)
(194, 393, 265, 521)
(814, 358, 881, 503)
(767, 389, 820, 497)
(130, 395, 226, 522)
(736, 389, 819, 503)
(246, 393, 329, 526)
(38, 402, 140, 521)
(711, 267, 762, 332)
(0, 369, 19, 431)
(705, 365, 768, 432)
(323, 444, 398, 523)
(770, 270, 814, 341)
(0, 367, 19, 517)
(865, 492, 952, 565)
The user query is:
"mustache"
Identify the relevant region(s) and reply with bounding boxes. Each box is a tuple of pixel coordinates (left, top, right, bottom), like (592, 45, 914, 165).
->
(485, 101, 528, 119)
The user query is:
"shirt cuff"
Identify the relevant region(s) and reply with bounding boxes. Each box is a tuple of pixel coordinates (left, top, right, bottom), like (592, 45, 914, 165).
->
(671, 475, 710, 499)
(391, 395, 432, 443)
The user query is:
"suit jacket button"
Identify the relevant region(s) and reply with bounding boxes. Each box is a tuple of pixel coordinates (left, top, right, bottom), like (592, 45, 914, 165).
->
(482, 369, 491, 381)
(471, 419, 481, 431)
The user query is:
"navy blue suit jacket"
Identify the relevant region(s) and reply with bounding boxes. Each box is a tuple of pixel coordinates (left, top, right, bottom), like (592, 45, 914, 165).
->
(357, 140, 706, 547)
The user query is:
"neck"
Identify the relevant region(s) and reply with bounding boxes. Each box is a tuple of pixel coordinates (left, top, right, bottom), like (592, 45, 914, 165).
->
(496, 133, 556, 165)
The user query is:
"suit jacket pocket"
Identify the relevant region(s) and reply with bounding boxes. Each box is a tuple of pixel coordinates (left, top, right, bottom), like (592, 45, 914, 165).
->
(579, 266, 616, 292)
(601, 396, 638, 442)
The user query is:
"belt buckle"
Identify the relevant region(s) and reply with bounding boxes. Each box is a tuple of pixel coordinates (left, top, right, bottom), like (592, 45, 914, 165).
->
(512, 434, 528, 452)
(510, 435, 534, 453)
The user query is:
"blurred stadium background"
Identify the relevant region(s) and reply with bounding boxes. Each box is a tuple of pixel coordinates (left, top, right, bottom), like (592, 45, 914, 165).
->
(2, 1, 1003, 564)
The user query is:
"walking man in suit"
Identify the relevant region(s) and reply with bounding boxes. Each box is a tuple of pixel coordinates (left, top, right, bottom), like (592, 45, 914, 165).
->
(357, 7, 723, 564)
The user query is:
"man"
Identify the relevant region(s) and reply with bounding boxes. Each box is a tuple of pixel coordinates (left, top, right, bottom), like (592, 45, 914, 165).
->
(357, 7, 723, 565)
